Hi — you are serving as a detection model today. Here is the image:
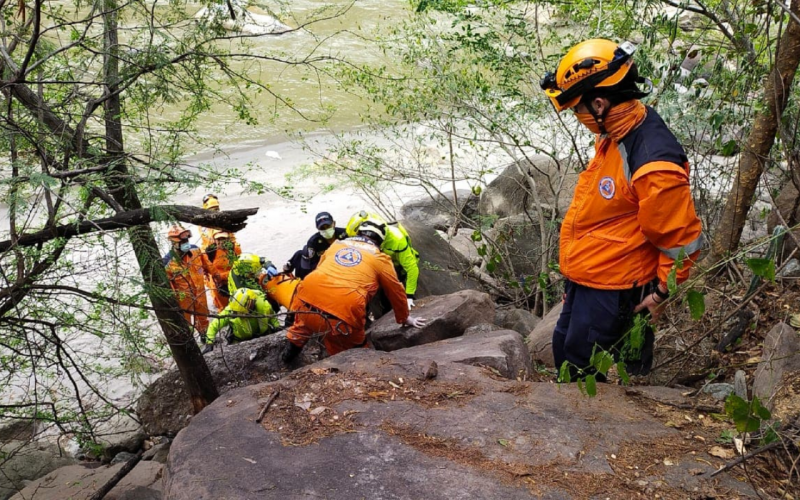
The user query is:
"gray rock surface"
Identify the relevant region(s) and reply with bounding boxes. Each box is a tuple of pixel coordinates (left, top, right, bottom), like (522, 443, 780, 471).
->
(163, 348, 754, 499)
(399, 190, 475, 230)
(137, 332, 322, 437)
(753, 322, 800, 420)
(11, 461, 163, 500)
(525, 301, 562, 368)
(142, 441, 171, 464)
(485, 214, 553, 276)
(734, 370, 748, 399)
(463, 322, 503, 336)
(494, 307, 540, 337)
(392, 329, 531, 379)
(110, 451, 137, 465)
(768, 183, 800, 259)
(368, 290, 495, 351)
(402, 219, 483, 298)
(701, 383, 735, 401)
(0, 441, 76, 500)
(478, 155, 578, 218)
(445, 227, 482, 265)
(95, 413, 146, 460)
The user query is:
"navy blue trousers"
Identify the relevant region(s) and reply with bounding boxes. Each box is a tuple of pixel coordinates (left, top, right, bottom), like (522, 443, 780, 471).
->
(552, 280, 655, 379)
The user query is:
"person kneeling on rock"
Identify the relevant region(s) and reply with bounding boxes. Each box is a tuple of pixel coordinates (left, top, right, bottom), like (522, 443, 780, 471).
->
(281, 218, 427, 363)
(202, 288, 281, 354)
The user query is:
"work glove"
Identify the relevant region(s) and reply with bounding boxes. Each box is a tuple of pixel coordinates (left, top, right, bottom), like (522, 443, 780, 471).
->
(403, 316, 427, 329)
(281, 340, 303, 363)
(407, 297, 415, 309)
(264, 264, 279, 278)
(283, 262, 292, 273)
(201, 344, 214, 355)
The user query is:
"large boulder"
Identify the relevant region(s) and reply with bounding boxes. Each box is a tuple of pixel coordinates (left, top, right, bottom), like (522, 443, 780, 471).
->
(392, 330, 532, 379)
(94, 414, 146, 460)
(402, 219, 483, 297)
(163, 348, 754, 499)
(494, 307, 540, 337)
(525, 301, 562, 368)
(400, 190, 476, 231)
(753, 322, 800, 420)
(478, 155, 578, 219)
(11, 461, 163, 500)
(137, 332, 322, 437)
(485, 214, 555, 277)
(0, 441, 76, 500)
(368, 290, 495, 351)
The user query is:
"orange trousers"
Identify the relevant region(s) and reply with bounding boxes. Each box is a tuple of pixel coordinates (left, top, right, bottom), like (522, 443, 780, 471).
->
(286, 300, 367, 356)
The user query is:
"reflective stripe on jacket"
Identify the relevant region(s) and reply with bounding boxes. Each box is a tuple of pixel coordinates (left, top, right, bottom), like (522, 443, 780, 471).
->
(381, 224, 420, 296)
(559, 108, 704, 289)
(294, 238, 409, 331)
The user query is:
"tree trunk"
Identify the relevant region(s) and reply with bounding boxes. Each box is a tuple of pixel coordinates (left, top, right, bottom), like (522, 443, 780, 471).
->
(102, 1, 218, 410)
(705, 1, 800, 266)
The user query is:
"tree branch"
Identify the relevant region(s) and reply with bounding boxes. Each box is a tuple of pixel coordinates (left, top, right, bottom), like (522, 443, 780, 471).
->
(0, 206, 258, 252)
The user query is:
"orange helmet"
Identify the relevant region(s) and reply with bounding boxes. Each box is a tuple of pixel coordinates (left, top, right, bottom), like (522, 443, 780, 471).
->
(167, 225, 191, 242)
(203, 194, 220, 210)
(541, 40, 641, 112)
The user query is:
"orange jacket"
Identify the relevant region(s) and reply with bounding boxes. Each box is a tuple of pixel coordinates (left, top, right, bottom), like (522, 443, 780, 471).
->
(560, 107, 704, 290)
(163, 247, 212, 332)
(294, 238, 409, 330)
(204, 241, 241, 288)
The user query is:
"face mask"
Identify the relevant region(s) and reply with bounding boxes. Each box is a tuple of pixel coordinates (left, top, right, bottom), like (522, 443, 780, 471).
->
(179, 242, 192, 253)
(320, 228, 336, 239)
(574, 112, 602, 134)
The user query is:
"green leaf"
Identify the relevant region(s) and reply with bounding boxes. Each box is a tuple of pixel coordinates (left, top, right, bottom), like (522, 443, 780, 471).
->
(497, 438, 509, 447)
(576, 378, 585, 395)
(720, 140, 738, 156)
(585, 374, 597, 397)
(724, 395, 762, 433)
(746, 258, 775, 281)
(667, 265, 678, 296)
(752, 396, 771, 421)
(617, 362, 630, 385)
(558, 361, 571, 384)
(686, 289, 706, 320)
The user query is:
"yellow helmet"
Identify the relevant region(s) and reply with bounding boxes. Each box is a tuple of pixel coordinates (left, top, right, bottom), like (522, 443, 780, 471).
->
(346, 210, 387, 237)
(234, 253, 262, 276)
(540, 39, 640, 112)
(229, 288, 260, 313)
(203, 194, 220, 210)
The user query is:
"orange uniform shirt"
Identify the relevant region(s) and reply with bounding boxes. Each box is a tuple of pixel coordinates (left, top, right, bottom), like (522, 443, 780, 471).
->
(560, 107, 704, 289)
(294, 238, 410, 330)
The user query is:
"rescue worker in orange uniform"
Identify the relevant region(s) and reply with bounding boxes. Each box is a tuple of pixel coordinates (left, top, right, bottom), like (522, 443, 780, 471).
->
(163, 225, 214, 340)
(540, 39, 704, 378)
(203, 229, 242, 311)
(280, 218, 428, 362)
(199, 194, 223, 250)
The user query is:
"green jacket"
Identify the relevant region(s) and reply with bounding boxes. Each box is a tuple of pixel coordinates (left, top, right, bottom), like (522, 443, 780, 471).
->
(206, 293, 280, 344)
(381, 223, 420, 296)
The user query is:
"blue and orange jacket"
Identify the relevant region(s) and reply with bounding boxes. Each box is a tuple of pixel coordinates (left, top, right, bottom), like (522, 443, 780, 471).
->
(560, 106, 704, 289)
